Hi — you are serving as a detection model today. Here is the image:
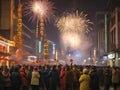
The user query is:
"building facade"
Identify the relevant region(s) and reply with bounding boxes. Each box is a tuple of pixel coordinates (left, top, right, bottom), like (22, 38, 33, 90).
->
(0, 35, 15, 66)
(0, 0, 14, 40)
(0, 0, 36, 57)
(92, 12, 109, 66)
(95, 12, 106, 57)
(107, 0, 120, 67)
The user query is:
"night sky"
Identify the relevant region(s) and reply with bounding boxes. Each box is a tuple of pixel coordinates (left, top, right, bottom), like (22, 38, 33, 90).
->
(45, 0, 108, 50)
(20, 0, 108, 50)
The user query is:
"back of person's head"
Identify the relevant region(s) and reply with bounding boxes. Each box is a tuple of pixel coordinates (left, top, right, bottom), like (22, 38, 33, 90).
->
(83, 68, 89, 74)
(3, 68, 9, 72)
(14, 66, 20, 72)
(33, 66, 39, 71)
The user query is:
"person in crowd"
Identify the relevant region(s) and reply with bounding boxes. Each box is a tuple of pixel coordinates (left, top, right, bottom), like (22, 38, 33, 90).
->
(97, 67, 104, 87)
(31, 66, 40, 90)
(112, 67, 119, 90)
(44, 65, 50, 90)
(72, 66, 79, 90)
(103, 66, 112, 90)
(116, 67, 120, 85)
(0, 67, 5, 90)
(11, 65, 21, 90)
(9, 66, 14, 75)
(26, 66, 33, 90)
(39, 66, 45, 90)
(73, 67, 82, 90)
(66, 66, 74, 90)
(60, 66, 66, 90)
(56, 65, 61, 89)
(19, 67, 27, 90)
(49, 66, 59, 90)
(2, 67, 11, 90)
(79, 68, 90, 90)
(89, 67, 99, 90)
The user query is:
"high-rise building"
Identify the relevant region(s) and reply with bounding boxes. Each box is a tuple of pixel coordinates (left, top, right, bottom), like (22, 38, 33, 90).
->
(95, 12, 106, 58)
(107, 0, 120, 67)
(0, 0, 36, 55)
(90, 12, 109, 65)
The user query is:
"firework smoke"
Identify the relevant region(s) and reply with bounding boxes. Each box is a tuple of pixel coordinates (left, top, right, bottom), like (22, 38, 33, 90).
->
(60, 32, 92, 51)
(56, 11, 93, 63)
(60, 32, 81, 50)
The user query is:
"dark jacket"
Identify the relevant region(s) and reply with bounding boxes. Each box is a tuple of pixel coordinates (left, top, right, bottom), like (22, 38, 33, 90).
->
(90, 70, 99, 90)
(0, 72, 5, 86)
(11, 67, 21, 88)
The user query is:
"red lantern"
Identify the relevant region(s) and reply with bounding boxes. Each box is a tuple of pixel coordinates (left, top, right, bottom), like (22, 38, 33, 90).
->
(40, 30, 44, 36)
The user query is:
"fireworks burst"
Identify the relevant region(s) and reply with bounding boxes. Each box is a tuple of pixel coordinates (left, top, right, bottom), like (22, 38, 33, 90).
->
(60, 32, 81, 50)
(56, 11, 93, 33)
(24, 0, 55, 22)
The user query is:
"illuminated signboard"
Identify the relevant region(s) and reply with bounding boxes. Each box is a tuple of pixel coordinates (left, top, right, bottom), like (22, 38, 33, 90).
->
(108, 53, 115, 59)
(28, 56, 37, 62)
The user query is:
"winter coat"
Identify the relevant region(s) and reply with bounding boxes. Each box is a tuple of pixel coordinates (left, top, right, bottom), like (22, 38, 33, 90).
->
(27, 69, 32, 86)
(19, 67, 27, 87)
(79, 74, 90, 90)
(31, 71, 40, 85)
(0, 72, 5, 87)
(2, 71, 11, 87)
(49, 70, 59, 90)
(11, 71, 21, 88)
(60, 70, 66, 90)
(89, 71, 99, 90)
(66, 70, 74, 86)
(103, 69, 111, 85)
(112, 68, 119, 83)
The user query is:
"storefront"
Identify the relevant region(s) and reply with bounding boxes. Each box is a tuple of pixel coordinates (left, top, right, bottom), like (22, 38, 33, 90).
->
(108, 51, 120, 67)
(0, 36, 15, 67)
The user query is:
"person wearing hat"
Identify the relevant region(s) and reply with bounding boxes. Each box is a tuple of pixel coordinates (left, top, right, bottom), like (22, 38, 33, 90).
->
(79, 68, 90, 90)
(11, 65, 21, 90)
(31, 66, 40, 90)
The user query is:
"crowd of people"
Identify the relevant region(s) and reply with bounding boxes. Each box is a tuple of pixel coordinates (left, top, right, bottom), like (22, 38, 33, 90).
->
(0, 64, 120, 90)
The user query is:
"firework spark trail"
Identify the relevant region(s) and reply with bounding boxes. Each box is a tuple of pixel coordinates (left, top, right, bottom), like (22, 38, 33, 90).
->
(23, 0, 55, 22)
(56, 11, 93, 33)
